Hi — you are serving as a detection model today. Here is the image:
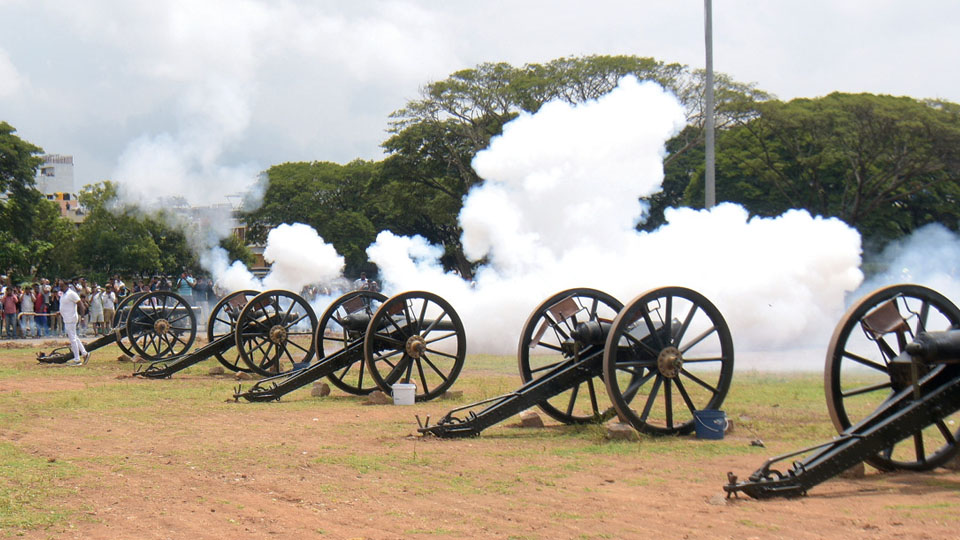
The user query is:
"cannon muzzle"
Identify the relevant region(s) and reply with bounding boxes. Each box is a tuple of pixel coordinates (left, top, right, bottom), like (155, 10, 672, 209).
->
(906, 330, 960, 363)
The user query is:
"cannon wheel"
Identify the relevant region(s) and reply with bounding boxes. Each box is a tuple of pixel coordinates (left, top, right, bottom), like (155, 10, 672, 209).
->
(113, 292, 145, 358)
(518, 288, 624, 424)
(207, 290, 260, 373)
(126, 291, 198, 361)
(235, 290, 317, 376)
(364, 291, 466, 402)
(602, 287, 734, 435)
(825, 284, 960, 471)
(317, 290, 388, 395)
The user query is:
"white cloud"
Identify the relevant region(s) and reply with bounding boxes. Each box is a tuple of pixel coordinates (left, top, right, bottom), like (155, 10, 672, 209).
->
(0, 48, 22, 98)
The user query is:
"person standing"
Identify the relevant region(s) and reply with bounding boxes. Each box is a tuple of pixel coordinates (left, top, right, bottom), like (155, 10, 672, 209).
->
(35, 284, 49, 337)
(20, 285, 36, 338)
(102, 283, 117, 327)
(177, 271, 195, 304)
(2, 287, 18, 339)
(49, 285, 62, 336)
(89, 286, 105, 336)
(58, 279, 89, 366)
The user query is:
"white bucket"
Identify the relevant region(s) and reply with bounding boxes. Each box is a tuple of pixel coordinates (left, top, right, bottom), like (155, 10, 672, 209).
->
(392, 383, 416, 405)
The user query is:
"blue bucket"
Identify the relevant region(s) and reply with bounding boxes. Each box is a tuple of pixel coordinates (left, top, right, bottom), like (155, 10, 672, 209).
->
(693, 409, 726, 440)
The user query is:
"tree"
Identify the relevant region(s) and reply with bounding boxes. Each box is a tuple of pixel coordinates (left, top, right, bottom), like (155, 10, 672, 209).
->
(686, 93, 960, 244)
(32, 198, 79, 278)
(0, 122, 54, 280)
(240, 161, 381, 276)
(382, 56, 770, 274)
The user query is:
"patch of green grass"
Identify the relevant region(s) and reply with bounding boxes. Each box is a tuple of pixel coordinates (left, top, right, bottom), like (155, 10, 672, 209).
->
(0, 442, 80, 530)
(313, 453, 386, 474)
(885, 501, 958, 510)
(551, 510, 583, 520)
(403, 527, 458, 535)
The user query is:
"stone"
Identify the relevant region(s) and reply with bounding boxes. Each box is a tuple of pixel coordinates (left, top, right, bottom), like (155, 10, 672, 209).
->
(707, 494, 728, 506)
(606, 422, 639, 441)
(235, 371, 253, 381)
(208, 366, 226, 376)
(117, 354, 132, 362)
(131, 355, 147, 363)
(441, 390, 463, 400)
(838, 461, 866, 479)
(519, 410, 544, 428)
(311, 382, 331, 397)
(365, 390, 392, 405)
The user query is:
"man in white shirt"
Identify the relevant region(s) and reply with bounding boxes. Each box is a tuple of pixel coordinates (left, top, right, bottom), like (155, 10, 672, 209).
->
(102, 283, 117, 326)
(58, 279, 90, 366)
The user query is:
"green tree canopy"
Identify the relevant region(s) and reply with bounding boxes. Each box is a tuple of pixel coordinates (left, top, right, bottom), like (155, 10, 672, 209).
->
(240, 160, 381, 276)
(686, 93, 960, 245)
(381, 55, 770, 275)
(76, 181, 201, 280)
(0, 122, 57, 280)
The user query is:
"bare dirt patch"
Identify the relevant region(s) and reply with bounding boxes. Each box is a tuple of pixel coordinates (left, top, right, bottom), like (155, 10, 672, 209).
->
(2, 347, 959, 539)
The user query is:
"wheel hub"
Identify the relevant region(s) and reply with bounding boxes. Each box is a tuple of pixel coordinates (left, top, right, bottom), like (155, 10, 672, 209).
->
(269, 325, 287, 345)
(657, 346, 683, 378)
(153, 319, 170, 334)
(406, 335, 426, 359)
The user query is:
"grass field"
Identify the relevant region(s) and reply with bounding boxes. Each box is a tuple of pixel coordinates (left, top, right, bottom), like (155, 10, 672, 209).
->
(2, 341, 959, 539)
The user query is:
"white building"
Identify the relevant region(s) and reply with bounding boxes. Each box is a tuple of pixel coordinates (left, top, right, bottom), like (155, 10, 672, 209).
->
(36, 154, 76, 194)
(35, 154, 85, 224)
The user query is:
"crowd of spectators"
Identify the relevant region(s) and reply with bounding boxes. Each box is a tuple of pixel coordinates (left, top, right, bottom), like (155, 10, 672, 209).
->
(0, 273, 217, 340)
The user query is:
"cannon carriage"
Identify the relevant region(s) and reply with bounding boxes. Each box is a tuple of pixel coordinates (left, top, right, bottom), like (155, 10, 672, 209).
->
(724, 284, 960, 499)
(133, 289, 316, 379)
(419, 286, 735, 438)
(234, 290, 466, 402)
(36, 291, 197, 365)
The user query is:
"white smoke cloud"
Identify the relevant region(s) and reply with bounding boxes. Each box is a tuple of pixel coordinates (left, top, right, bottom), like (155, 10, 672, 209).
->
(857, 223, 960, 303)
(369, 77, 867, 364)
(261, 223, 345, 291)
(203, 222, 344, 296)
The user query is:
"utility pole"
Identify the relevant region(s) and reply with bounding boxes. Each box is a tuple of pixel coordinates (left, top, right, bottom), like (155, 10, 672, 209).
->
(704, 0, 716, 209)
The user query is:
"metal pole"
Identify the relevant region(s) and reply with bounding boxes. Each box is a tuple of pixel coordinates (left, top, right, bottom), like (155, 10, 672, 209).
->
(704, 0, 716, 209)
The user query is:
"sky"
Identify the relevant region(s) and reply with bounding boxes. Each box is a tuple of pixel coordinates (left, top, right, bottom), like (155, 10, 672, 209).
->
(1, 0, 958, 202)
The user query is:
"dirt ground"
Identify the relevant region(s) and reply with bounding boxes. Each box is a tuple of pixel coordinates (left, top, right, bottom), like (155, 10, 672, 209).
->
(2, 342, 960, 539)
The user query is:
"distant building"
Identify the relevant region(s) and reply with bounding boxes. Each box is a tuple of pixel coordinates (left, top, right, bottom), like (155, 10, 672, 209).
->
(36, 154, 76, 194)
(47, 192, 85, 225)
(35, 154, 85, 225)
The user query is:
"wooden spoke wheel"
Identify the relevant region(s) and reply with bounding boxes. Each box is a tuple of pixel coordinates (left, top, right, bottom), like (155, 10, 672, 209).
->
(364, 291, 466, 402)
(603, 287, 734, 435)
(517, 288, 623, 424)
(825, 284, 960, 471)
(235, 290, 317, 376)
(317, 290, 388, 395)
(126, 291, 198, 361)
(113, 292, 145, 358)
(207, 290, 259, 373)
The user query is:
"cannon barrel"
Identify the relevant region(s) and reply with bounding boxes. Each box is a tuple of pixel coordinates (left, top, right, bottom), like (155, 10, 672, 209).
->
(570, 320, 610, 345)
(725, 285, 960, 499)
(906, 330, 960, 363)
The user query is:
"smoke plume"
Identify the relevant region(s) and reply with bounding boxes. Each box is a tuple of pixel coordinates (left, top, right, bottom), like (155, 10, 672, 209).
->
(368, 77, 867, 366)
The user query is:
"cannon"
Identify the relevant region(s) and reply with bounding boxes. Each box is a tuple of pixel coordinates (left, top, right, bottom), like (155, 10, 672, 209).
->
(724, 284, 960, 499)
(36, 291, 196, 364)
(134, 289, 316, 379)
(234, 290, 466, 402)
(418, 286, 735, 438)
